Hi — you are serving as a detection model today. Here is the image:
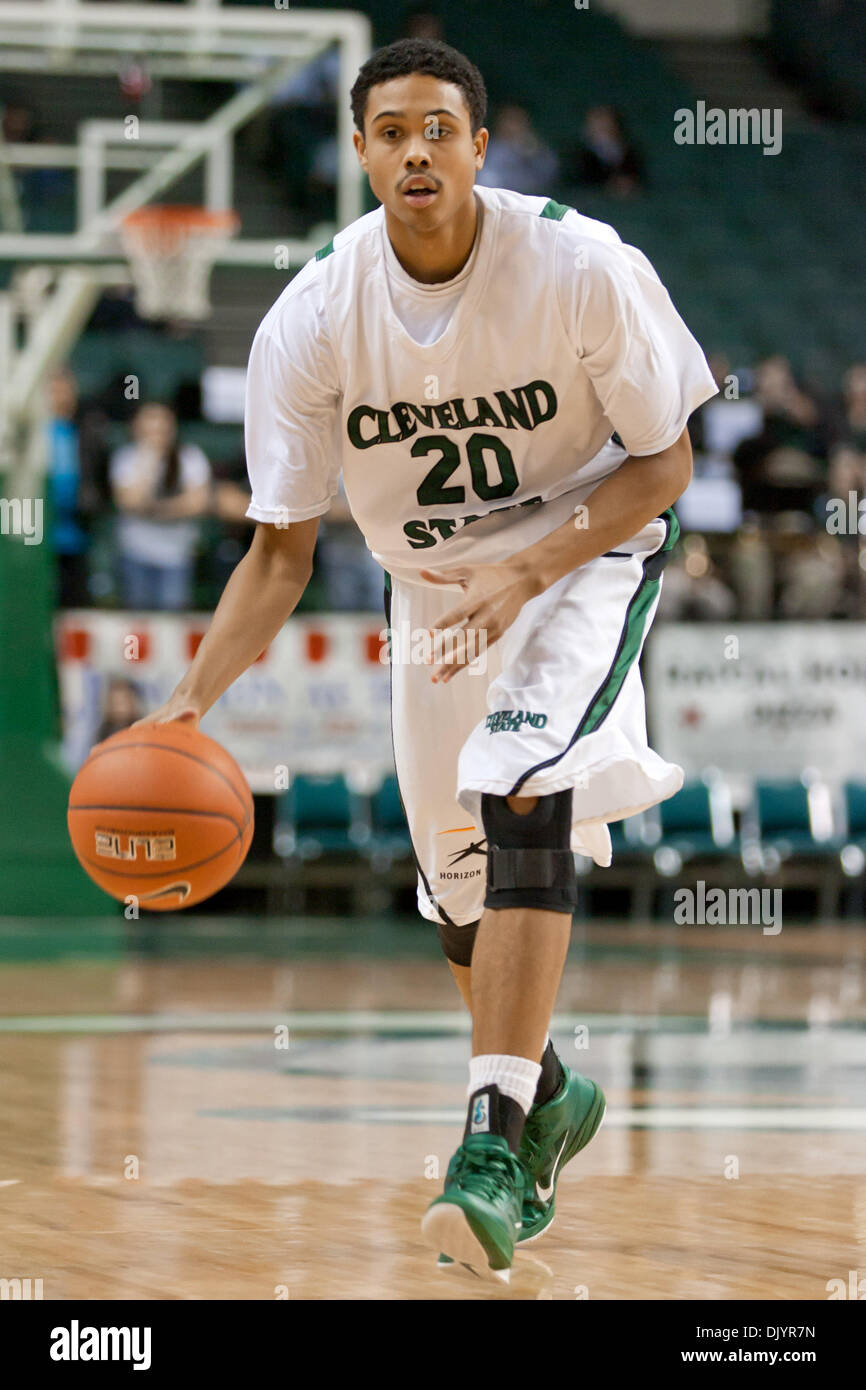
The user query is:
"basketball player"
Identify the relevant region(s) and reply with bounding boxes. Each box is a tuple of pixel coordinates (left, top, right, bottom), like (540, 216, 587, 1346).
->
(138, 38, 718, 1279)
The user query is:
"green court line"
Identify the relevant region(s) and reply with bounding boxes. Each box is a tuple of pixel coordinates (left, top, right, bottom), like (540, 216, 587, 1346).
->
(0, 922, 860, 973)
(199, 1104, 866, 1132)
(0, 1010, 672, 1034)
(0, 1010, 864, 1035)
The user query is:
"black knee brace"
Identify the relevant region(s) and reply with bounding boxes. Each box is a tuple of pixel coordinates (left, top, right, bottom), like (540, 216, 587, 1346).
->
(481, 790, 577, 915)
(436, 917, 479, 967)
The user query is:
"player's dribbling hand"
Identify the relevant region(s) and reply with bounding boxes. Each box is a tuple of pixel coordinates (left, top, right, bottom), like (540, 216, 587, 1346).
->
(130, 695, 202, 730)
(419, 562, 539, 684)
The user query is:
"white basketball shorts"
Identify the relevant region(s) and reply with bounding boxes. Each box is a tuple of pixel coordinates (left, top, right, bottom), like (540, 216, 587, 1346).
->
(384, 509, 683, 928)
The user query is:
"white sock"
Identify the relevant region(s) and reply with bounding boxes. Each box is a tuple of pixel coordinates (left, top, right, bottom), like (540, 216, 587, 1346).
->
(468, 1053, 542, 1117)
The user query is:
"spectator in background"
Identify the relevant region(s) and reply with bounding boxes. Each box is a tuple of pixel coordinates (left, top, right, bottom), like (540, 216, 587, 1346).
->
(825, 440, 866, 504)
(110, 402, 211, 611)
(832, 362, 866, 453)
(271, 41, 340, 112)
(400, 6, 447, 42)
(401, 7, 445, 42)
(96, 676, 145, 743)
(566, 105, 645, 197)
(267, 42, 340, 227)
(46, 369, 92, 608)
(2, 101, 35, 144)
(45, 367, 114, 606)
(733, 355, 828, 522)
(729, 520, 775, 619)
(475, 103, 558, 196)
(2, 100, 73, 227)
(777, 534, 849, 618)
(656, 535, 737, 621)
(2, 101, 39, 220)
(85, 288, 148, 334)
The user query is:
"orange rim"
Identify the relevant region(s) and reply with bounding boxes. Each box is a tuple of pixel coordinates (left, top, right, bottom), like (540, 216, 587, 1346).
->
(120, 205, 239, 246)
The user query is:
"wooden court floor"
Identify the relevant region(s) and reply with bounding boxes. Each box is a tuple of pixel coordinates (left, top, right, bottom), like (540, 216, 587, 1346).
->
(1, 918, 865, 1301)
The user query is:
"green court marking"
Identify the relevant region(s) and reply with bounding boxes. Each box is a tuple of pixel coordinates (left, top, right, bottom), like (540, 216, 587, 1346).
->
(0, 1010, 662, 1034)
(0, 919, 858, 973)
(0, 1010, 864, 1036)
(198, 1104, 866, 1132)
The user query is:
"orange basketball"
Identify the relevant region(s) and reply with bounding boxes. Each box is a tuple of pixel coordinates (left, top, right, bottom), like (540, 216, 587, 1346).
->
(67, 721, 254, 911)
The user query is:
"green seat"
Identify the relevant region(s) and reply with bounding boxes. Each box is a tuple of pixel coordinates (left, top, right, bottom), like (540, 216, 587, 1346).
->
(753, 781, 831, 858)
(658, 780, 735, 862)
(367, 774, 412, 861)
(71, 330, 204, 402)
(274, 774, 365, 861)
(844, 783, 866, 848)
(608, 814, 652, 857)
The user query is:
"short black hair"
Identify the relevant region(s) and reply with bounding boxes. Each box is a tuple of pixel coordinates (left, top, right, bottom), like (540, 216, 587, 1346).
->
(350, 38, 487, 135)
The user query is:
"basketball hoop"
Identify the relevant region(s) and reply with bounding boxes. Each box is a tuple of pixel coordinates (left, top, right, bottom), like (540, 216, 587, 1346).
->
(119, 205, 240, 321)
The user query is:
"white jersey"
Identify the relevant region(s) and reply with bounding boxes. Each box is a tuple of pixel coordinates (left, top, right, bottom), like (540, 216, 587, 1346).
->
(244, 184, 717, 582)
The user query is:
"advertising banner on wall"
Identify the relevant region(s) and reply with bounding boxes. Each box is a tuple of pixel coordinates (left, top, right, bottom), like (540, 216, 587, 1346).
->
(646, 623, 866, 791)
(55, 610, 394, 793)
(58, 616, 864, 798)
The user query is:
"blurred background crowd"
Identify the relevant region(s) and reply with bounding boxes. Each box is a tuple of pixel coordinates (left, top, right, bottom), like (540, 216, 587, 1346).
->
(3, 0, 864, 622)
(40, 349, 866, 621)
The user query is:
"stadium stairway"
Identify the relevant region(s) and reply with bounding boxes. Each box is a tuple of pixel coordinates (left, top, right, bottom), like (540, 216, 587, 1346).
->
(6, 8, 864, 390)
(655, 38, 815, 130)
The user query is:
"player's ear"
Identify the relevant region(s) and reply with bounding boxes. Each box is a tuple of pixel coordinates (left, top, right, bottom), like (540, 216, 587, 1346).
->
(353, 129, 368, 171)
(474, 127, 489, 167)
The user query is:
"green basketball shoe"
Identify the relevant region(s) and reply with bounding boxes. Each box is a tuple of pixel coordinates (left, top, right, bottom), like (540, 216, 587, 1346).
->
(517, 1063, 606, 1243)
(422, 1133, 525, 1280)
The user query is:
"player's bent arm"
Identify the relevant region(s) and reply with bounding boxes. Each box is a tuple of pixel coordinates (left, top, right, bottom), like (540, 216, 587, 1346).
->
(514, 426, 693, 597)
(134, 517, 320, 726)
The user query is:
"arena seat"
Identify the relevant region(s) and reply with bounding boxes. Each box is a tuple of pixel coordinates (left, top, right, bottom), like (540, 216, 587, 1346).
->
(654, 778, 736, 871)
(273, 773, 366, 861)
(743, 778, 839, 873)
(366, 774, 412, 865)
(841, 783, 866, 864)
(70, 330, 204, 403)
(837, 783, 866, 915)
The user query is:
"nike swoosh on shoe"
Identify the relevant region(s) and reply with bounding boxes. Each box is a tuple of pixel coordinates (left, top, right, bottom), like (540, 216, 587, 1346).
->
(536, 1134, 569, 1202)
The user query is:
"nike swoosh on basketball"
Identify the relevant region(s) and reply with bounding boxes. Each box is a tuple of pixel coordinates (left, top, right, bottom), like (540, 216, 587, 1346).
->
(536, 1134, 569, 1201)
(139, 882, 191, 902)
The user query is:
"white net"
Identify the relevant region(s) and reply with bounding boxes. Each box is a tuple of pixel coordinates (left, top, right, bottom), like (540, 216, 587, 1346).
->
(120, 206, 239, 321)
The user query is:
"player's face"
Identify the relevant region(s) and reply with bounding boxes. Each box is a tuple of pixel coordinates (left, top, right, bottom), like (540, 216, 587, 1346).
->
(354, 74, 487, 230)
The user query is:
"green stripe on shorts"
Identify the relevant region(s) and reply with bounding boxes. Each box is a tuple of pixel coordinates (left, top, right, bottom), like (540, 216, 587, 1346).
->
(577, 510, 677, 738)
